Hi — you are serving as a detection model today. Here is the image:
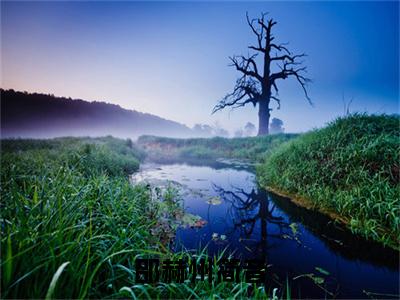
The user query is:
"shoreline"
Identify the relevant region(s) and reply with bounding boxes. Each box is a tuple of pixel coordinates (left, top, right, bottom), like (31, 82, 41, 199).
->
(266, 185, 399, 251)
(266, 186, 349, 226)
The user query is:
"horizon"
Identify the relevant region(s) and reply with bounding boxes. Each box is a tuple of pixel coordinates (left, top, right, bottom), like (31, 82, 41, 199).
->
(2, 88, 399, 137)
(1, 1, 399, 134)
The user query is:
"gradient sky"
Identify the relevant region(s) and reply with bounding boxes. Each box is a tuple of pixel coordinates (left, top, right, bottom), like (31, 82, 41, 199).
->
(1, 1, 399, 133)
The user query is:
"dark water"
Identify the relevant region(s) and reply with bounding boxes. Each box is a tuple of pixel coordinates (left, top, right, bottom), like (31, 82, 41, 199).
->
(132, 160, 399, 299)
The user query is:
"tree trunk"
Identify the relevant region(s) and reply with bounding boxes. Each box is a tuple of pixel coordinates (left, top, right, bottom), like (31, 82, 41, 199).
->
(258, 99, 270, 136)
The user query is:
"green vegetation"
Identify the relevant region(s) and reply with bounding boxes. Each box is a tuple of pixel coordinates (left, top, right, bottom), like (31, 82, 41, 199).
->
(1, 137, 275, 299)
(1, 136, 145, 176)
(2, 114, 398, 298)
(1, 137, 149, 298)
(137, 134, 298, 162)
(257, 114, 400, 249)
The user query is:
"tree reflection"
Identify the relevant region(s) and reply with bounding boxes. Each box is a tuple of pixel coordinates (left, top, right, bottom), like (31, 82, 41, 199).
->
(212, 183, 293, 259)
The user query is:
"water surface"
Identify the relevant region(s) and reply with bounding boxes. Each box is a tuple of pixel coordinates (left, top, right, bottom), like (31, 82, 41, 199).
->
(132, 160, 399, 299)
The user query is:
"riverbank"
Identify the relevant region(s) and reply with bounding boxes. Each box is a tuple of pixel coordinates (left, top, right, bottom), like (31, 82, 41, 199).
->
(266, 186, 350, 225)
(137, 114, 399, 250)
(257, 114, 400, 250)
(130, 161, 399, 298)
(1, 137, 156, 298)
(2, 114, 398, 298)
(1, 137, 273, 299)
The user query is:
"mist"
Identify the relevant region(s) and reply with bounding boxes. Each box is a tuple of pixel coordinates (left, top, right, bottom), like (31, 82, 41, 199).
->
(1, 89, 195, 140)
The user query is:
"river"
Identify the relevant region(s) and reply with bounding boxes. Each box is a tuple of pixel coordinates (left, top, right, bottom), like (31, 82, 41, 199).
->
(132, 159, 399, 299)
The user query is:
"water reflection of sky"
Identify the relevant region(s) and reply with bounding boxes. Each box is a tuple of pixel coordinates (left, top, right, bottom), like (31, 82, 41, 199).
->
(133, 163, 399, 299)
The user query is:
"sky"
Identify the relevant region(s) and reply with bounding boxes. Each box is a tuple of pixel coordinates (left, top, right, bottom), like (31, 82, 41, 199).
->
(1, 1, 399, 134)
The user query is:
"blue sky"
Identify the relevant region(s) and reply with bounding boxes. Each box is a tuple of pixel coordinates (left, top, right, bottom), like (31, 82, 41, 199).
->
(1, 1, 399, 133)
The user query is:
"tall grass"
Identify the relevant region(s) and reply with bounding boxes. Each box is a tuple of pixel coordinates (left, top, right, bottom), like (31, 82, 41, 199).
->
(116, 250, 276, 299)
(257, 114, 400, 249)
(1, 137, 279, 299)
(0, 137, 155, 298)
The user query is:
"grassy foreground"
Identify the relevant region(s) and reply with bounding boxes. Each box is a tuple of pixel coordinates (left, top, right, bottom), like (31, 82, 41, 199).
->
(137, 134, 298, 162)
(2, 114, 397, 298)
(1, 137, 150, 298)
(1, 137, 274, 299)
(257, 114, 400, 249)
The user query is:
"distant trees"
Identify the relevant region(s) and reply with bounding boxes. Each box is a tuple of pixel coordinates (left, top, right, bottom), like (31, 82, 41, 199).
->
(244, 122, 256, 136)
(192, 123, 229, 137)
(192, 124, 213, 137)
(213, 12, 311, 135)
(234, 122, 256, 138)
(234, 129, 244, 138)
(269, 117, 284, 134)
(212, 123, 230, 137)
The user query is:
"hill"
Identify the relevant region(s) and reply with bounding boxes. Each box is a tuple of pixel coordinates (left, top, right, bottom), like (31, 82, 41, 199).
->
(0, 89, 192, 138)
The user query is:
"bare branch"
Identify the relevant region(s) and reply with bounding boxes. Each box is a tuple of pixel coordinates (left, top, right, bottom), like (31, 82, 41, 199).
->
(258, 18, 277, 37)
(246, 12, 263, 50)
(212, 76, 261, 114)
(270, 71, 312, 105)
(270, 42, 291, 54)
(246, 55, 259, 77)
(268, 50, 312, 105)
(248, 45, 266, 53)
(270, 95, 281, 110)
(214, 12, 312, 122)
(291, 71, 312, 105)
(272, 81, 279, 93)
(271, 53, 306, 62)
(229, 55, 263, 82)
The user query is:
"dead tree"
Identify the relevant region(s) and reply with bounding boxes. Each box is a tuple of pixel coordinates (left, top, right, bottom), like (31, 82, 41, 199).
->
(213, 12, 312, 136)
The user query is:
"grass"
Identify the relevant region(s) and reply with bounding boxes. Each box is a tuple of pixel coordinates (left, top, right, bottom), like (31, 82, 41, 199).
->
(1, 136, 280, 299)
(0, 137, 152, 298)
(3, 114, 397, 298)
(116, 250, 280, 300)
(137, 134, 298, 162)
(257, 114, 400, 249)
(1, 136, 145, 176)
